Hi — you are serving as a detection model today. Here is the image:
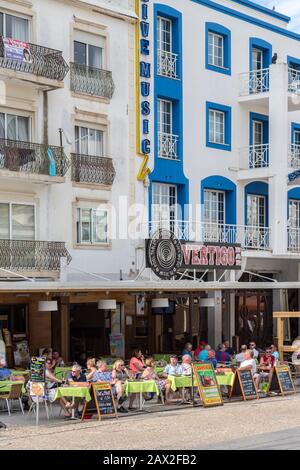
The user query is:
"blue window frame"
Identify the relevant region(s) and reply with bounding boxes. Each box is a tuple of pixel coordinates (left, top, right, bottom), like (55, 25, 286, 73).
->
(205, 22, 231, 75)
(288, 56, 300, 72)
(206, 102, 232, 151)
(291, 122, 300, 145)
(249, 112, 269, 167)
(201, 175, 236, 225)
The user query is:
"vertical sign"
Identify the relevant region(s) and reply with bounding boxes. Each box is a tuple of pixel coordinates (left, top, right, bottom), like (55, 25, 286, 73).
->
(136, 0, 151, 182)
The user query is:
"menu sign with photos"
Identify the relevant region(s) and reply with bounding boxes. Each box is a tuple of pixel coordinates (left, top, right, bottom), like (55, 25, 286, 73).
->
(30, 356, 45, 383)
(230, 369, 258, 401)
(192, 363, 223, 407)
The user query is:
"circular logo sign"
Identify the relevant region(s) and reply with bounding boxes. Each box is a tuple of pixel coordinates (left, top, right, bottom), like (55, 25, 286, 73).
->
(147, 229, 183, 279)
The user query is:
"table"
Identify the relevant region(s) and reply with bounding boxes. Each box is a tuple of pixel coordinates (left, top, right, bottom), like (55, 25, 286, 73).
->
(0, 380, 26, 394)
(11, 370, 29, 377)
(53, 386, 92, 419)
(124, 380, 159, 411)
(215, 372, 235, 387)
(168, 375, 193, 392)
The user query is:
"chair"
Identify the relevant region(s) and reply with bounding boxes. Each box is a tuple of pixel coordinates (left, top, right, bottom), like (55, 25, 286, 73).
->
(0, 383, 24, 416)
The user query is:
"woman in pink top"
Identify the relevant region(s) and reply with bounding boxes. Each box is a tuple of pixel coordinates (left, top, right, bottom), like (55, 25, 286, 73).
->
(129, 349, 145, 377)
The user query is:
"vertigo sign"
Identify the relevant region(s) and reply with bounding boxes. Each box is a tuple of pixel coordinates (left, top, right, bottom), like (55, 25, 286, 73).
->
(136, 0, 151, 182)
(146, 230, 242, 279)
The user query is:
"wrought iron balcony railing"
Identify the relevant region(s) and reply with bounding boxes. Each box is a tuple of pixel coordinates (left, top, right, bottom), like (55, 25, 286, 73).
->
(288, 227, 300, 252)
(239, 68, 270, 96)
(71, 153, 116, 186)
(0, 240, 71, 271)
(0, 37, 69, 82)
(288, 144, 300, 168)
(157, 50, 178, 79)
(288, 68, 300, 94)
(70, 62, 114, 99)
(147, 221, 271, 250)
(0, 139, 70, 177)
(239, 144, 269, 169)
(158, 132, 179, 160)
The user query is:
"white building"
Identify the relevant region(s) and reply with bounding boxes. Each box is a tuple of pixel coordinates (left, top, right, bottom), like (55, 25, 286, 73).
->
(139, 0, 300, 350)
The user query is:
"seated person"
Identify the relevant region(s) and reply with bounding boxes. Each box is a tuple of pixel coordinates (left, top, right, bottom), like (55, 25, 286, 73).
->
(239, 350, 259, 386)
(257, 347, 275, 388)
(235, 345, 247, 364)
(194, 341, 206, 360)
(64, 363, 87, 418)
(0, 358, 11, 380)
(207, 350, 217, 369)
(112, 359, 134, 412)
(181, 342, 193, 359)
(86, 358, 97, 382)
(44, 358, 71, 417)
(162, 355, 183, 404)
(52, 350, 65, 368)
(142, 357, 169, 392)
(181, 355, 192, 375)
(198, 345, 211, 361)
(270, 344, 279, 365)
(216, 344, 231, 364)
(224, 340, 235, 357)
(92, 360, 113, 383)
(129, 349, 145, 378)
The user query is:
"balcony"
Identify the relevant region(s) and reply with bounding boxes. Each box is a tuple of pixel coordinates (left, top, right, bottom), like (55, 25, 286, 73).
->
(239, 68, 270, 97)
(148, 221, 271, 251)
(239, 144, 269, 169)
(288, 228, 300, 252)
(0, 240, 71, 274)
(288, 144, 300, 169)
(288, 68, 300, 94)
(0, 139, 70, 183)
(71, 153, 116, 186)
(0, 37, 69, 88)
(70, 63, 114, 99)
(158, 132, 179, 160)
(157, 50, 179, 79)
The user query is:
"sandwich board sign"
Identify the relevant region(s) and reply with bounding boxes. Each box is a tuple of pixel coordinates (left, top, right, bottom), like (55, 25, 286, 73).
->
(230, 369, 259, 401)
(82, 384, 118, 421)
(192, 363, 223, 407)
(268, 364, 295, 395)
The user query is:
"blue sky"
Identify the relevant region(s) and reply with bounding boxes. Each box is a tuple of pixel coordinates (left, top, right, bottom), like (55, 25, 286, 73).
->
(254, 0, 300, 31)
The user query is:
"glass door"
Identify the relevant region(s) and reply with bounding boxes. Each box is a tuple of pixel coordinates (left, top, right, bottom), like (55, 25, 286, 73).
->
(152, 183, 177, 233)
(203, 189, 225, 241)
(246, 194, 266, 248)
(288, 199, 300, 249)
(252, 48, 263, 93)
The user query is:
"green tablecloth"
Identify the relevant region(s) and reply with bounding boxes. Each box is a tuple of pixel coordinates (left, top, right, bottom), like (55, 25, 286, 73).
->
(168, 375, 193, 392)
(215, 372, 235, 387)
(11, 370, 29, 377)
(53, 386, 92, 402)
(0, 380, 26, 394)
(124, 380, 159, 396)
(54, 367, 72, 380)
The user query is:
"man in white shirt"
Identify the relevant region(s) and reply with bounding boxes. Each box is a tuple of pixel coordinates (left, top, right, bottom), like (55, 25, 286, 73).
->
(235, 345, 247, 364)
(239, 350, 259, 386)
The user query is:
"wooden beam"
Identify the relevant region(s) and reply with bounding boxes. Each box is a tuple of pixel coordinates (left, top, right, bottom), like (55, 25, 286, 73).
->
(273, 312, 300, 318)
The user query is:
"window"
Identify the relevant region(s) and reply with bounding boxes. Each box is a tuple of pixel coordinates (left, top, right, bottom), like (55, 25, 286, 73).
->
(294, 130, 300, 146)
(247, 195, 266, 227)
(0, 12, 29, 42)
(0, 203, 35, 240)
(152, 183, 177, 231)
(75, 126, 104, 156)
(289, 199, 300, 229)
(205, 23, 231, 75)
(0, 112, 30, 141)
(209, 109, 224, 145)
(206, 102, 231, 151)
(76, 208, 108, 244)
(203, 190, 225, 225)
(74, 40, 103, 69)
(158, 99, 172, 135)
(208, 32, 224, 68)
(157, 17, 172, 53)
(252, 48, 263, 72)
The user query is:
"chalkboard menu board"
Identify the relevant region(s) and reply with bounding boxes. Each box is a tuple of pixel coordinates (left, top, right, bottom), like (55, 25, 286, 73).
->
(82, 384, 117, 421)
(230, 369, 258, 401)
(269, 365, 295, 395)
(192, 363, 223, 407)
(30, 357, 45, 383)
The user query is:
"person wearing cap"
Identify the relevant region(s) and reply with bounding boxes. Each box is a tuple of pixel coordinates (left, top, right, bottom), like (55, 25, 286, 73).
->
(235, 345, 247, 364)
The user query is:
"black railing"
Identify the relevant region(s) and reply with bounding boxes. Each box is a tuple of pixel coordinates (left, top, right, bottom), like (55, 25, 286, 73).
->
(0, 240, 71, 271)
(70, 62, 114, 99)
(0, 139, 70, 177)
(71, 153, 116, 185)
(0, 37, 69, 81)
